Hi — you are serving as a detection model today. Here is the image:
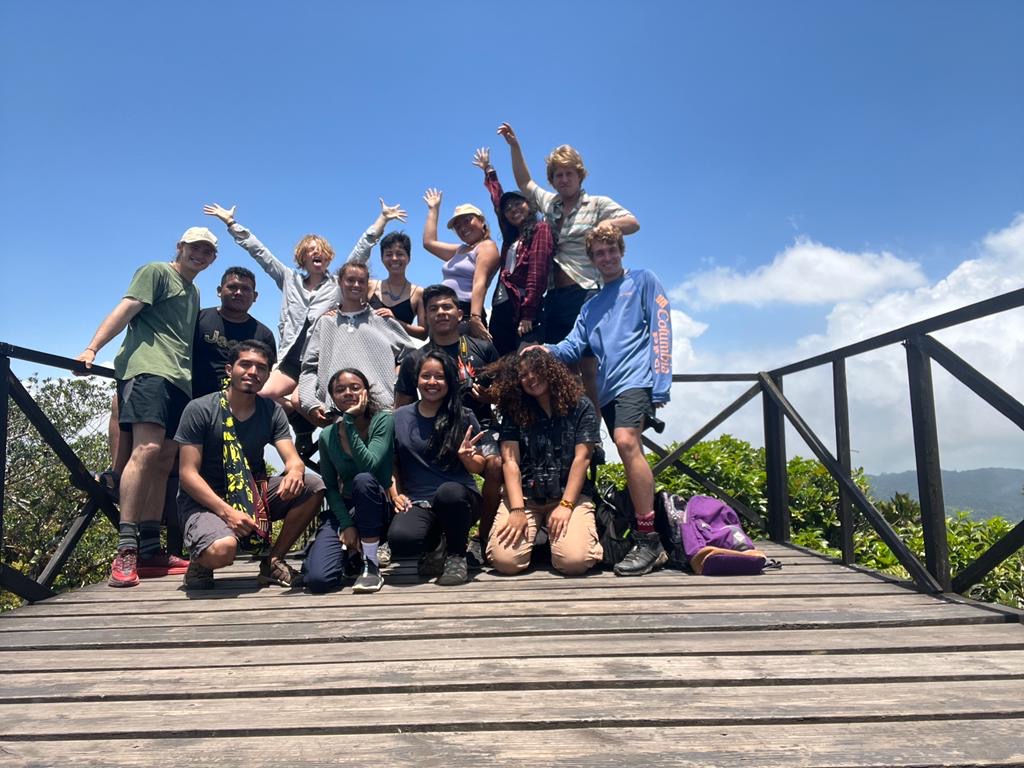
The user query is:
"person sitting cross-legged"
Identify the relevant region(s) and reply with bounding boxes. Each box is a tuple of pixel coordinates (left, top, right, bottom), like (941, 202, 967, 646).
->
(176, 340, 325, 590)
(486, 350, 603, 575)
(303, 368, 394, 594)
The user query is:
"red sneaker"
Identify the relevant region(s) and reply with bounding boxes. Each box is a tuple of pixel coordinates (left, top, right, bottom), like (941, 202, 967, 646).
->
(108, 548, 140, 588)
(138, 551, 190, 578)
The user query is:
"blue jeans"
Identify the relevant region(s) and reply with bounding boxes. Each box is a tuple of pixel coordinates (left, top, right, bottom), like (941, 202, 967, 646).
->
(303, 472, 387, 593)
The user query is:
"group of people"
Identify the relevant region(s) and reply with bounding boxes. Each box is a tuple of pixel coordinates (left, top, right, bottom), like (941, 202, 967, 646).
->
(76, 123, 674, 593)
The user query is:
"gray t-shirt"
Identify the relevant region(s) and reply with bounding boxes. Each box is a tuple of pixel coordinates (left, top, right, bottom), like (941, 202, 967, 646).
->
(393, 403, 496, 501)
(174, 392, 290, 509)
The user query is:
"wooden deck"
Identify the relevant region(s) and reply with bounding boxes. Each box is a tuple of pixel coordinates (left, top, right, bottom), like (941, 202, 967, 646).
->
(1, 542, 1022, 767)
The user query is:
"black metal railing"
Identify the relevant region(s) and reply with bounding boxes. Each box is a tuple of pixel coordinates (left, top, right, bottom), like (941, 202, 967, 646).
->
(642, 287, 1024, 594)
(0, 344, 119, 602)
(4, 287, 1024, 601)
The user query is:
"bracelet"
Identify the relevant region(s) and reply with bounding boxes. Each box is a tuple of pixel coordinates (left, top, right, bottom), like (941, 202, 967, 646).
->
(559, 498, 574, 510)
(508, 507, 526, 514)
(86, 347, 97, 353)
(470, 313, 483, 319)
(226, 220, 236, 227)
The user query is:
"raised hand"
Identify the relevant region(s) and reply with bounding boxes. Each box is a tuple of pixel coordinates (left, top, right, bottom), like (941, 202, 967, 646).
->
(203, 203, 236, 224)
(423, 188, 443, 210)
(458, 425, 486, 461)
(472, 147, 491, 171)
(379, 197, 408, 223)
(497, 123, 519, 147)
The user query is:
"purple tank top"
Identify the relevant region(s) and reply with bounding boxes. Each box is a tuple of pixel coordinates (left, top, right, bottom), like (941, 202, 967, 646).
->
(441, 244, 479, 302)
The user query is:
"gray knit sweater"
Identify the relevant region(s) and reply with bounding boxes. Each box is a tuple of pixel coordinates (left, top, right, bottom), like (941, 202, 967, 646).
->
(297, 307, 417, 417)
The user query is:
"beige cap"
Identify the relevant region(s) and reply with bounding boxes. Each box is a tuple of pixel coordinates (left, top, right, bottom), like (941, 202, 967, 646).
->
(446, 204, 485, 230)
(179, 226, 218, 247)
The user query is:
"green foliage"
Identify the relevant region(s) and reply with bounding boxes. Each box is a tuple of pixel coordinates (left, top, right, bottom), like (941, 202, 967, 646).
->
(600, 433, 1023, 610)
(3, 376, 117, 612)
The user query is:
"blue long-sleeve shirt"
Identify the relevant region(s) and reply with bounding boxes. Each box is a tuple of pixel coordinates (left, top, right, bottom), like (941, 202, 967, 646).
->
(548, 269, 673, 406)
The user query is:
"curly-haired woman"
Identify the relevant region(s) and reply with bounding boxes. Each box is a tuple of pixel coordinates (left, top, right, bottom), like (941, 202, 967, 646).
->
(486, 350, 603, 575)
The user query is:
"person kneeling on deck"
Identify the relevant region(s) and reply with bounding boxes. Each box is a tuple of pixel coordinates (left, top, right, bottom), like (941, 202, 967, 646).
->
(175, 340, 325, 590)
(524, 222, 673, 576)
(486, 350, 603, 575)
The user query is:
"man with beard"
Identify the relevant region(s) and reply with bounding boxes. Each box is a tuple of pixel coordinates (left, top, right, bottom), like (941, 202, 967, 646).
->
(175, 340, 324, 589)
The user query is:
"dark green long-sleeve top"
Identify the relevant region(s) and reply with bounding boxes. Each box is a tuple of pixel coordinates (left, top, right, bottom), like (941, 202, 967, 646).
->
(317, 411, 395, 530)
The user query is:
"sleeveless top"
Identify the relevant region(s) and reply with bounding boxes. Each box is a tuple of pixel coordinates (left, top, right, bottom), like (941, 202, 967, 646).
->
(441, 243, 480, 303)
(368, 294, 416, 324)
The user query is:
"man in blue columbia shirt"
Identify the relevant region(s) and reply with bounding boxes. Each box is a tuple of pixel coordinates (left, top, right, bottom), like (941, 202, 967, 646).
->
(526, 221, 673, 576)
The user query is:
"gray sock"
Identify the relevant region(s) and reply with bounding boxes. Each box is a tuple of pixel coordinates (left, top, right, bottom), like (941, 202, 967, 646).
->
(138, 521, 162, 558)
(118, 521, 139, 552)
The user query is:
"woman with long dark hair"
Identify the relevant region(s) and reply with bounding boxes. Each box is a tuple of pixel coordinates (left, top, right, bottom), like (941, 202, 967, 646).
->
(303, 368, 394, 593)
(485, 350, 603, 575)
(388, 351, 496, 586)
(471, 147, 554, 355)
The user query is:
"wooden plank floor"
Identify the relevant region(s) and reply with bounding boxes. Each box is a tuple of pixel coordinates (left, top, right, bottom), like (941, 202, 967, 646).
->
(1, 542, 1022, 767)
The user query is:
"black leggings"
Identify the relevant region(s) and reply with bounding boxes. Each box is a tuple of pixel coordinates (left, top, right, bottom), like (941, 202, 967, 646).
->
(387, 482, 480, 558)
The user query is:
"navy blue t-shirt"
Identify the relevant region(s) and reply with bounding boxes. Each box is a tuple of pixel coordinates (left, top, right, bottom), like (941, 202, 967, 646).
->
(393, 403, 496, 501)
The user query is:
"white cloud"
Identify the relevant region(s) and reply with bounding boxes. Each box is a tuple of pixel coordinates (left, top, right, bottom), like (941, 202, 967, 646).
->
(649, 214, 1024, 474)
(674, 236, 928, 309)
(670, 309, 708, 372)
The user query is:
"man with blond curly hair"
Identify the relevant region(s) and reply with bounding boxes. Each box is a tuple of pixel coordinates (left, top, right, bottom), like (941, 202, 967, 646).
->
(496, 122, 640, 408)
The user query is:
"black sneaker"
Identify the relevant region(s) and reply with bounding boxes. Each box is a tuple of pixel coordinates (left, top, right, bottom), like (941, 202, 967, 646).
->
(352, 559, 384, 593)
(437, 554, 468, 586)
(465, 537, 485, 571)
(344, 551, 364, 581)
(613, 531, 668, 577)
(417, 535, 446, 578)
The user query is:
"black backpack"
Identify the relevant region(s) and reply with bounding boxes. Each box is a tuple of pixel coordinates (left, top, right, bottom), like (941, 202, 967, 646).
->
(593, 482, 635, 568)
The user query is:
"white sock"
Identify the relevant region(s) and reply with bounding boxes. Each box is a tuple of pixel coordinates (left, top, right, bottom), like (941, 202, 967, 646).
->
(362, 541, 379, 566)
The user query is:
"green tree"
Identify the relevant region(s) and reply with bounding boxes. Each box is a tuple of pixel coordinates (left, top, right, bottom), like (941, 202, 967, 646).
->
(2, 375, 117, 612)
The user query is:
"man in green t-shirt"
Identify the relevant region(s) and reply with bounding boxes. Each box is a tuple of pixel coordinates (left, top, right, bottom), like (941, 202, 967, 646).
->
(77, 227, 218, 587)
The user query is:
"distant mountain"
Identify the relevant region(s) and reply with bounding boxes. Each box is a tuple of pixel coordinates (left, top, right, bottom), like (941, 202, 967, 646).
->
(865, 468, 1024, 523)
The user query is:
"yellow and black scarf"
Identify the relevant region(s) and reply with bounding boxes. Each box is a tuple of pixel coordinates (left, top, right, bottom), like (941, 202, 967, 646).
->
(220, 391, 270, 551)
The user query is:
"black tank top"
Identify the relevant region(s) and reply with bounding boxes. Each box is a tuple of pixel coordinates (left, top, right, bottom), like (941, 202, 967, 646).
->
(369, 295, 415, 324)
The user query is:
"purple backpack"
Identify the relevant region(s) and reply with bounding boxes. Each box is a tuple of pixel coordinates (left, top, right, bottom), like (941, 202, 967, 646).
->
(680, 495, 757, 558)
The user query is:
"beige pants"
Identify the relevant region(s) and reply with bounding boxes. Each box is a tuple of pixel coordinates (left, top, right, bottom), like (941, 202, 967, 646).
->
(486, 496, 603, 576)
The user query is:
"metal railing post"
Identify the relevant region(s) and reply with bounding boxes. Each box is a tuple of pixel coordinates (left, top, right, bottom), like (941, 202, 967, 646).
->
(762, 372, 790, 542)
(833, 359, 855, 564)
(905, 335, 952, 591)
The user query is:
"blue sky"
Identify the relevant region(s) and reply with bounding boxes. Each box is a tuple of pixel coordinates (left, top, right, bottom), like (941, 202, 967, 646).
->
(2, 1, 1023, 472)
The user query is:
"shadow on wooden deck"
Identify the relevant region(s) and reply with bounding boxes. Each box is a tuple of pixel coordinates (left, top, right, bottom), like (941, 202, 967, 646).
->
(0, 542, 1022, 767)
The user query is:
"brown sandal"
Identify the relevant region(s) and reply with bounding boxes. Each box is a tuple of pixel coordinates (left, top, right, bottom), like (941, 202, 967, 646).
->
(258, 557, 302, 588)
